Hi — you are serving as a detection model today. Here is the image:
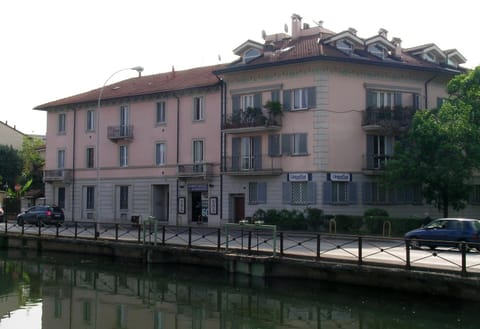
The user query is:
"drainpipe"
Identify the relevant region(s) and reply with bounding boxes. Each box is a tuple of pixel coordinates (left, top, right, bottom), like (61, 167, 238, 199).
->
(216, 76, 226, 220)
(424, 74, 438, 109)
(71, 109, 76, 221)
(174, 94, 180, 225)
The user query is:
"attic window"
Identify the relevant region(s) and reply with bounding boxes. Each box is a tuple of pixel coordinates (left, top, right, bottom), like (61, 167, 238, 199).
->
(424, 52, 436, 63)
(337, 39, 353, 55)
(368, 44, 387, 59)
(244, 49, 261, 63)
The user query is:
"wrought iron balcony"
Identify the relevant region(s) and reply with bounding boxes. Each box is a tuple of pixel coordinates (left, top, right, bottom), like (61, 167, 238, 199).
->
(108, 125, 134, 141)
(362, 107, 416, 133)
(43, 169, 73, 183)
(363, 154, 392, 172)
(222, 110, 282, 134)
(177, 163, 214, 178)
(223, 155, 283, 176)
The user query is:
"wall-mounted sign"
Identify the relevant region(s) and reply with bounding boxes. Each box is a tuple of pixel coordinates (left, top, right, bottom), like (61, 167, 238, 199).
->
(188, 184, 208, 192)
(288, 173, 311, 182)
(328, 173, 352, 182)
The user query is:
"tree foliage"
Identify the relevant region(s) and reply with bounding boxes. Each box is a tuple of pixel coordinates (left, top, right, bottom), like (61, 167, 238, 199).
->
(19, 136, 45, 190)
(383, 67, 480, 217)
(0, 145, 23, 189)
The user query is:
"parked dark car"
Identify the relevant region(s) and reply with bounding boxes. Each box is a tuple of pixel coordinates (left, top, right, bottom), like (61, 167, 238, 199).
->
(17, 205, 65, 226)
(405, 218, 480, 251)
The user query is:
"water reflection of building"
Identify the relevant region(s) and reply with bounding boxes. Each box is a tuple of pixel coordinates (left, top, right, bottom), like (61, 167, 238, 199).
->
(37, 264, 359, 329)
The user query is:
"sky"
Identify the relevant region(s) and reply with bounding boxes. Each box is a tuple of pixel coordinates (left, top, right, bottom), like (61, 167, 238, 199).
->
(1, 0, 478, 135)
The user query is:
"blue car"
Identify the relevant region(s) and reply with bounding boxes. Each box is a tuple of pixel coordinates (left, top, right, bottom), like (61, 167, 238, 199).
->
(405, 218, 480, 251)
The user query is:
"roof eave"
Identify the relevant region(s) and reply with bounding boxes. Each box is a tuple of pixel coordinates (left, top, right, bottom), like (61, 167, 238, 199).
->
(213, 55, 464, 76)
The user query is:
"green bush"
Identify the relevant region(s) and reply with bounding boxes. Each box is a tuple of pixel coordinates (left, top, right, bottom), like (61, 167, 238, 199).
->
(331, 215, 363, 234)
(364, 208, 389, 217)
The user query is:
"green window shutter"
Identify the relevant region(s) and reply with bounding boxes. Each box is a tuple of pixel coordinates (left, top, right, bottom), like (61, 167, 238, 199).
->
(362, 182, 372, 204)
(394, 92, 402, 106)
(283, 89, 291, 111)
(307, 181, 317, 204)
(232, 137, 241, 171)
(271, 90, 280, 102)
(282, 182, 291, 204)
(299, 133, 308, 154)
(253, 136, 262, 170)
(349, 182, 357, 204)
(323, 181, 333, 204)
(366, 90, 376, 108)
(366, 135, 374, 169)
(307, 87, 316, 108)
(268, 134, 280, 156)
(258, 182, 267, 204)
(282, 134, 291, 155)
(232, 95, 240, 115)
(254, 93, 262, 109)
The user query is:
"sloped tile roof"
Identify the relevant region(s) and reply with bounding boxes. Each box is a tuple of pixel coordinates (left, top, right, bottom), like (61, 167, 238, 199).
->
(35, 64, 226, 110)
(215, 34, 463, 74)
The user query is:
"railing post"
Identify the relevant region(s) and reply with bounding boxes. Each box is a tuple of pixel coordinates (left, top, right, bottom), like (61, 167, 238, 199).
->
(94, 223, 98, 240)
(280, 232, 284, 256)
(316, 234, 321, 260)
(358, 236, 363, 265)
(217, 228, 221, 250)
(162, 225, 166, 245)
(38, 222, 42, 236)
(74, 222, 78, 239)
(461, 242, 467, 276)
(21, 223, 25, 235)
(115, 224, 119, 241)
(248, 230, 252, 255)
(405, 239, 411, 269)
(56, 223, 59, 238)
(188, 227, 192, 248)
(137, 223, 141, 243)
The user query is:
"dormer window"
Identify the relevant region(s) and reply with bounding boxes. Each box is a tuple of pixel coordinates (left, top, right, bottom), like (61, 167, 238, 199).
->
(368, 44, 388, 59)
(424, 52, 436, 63)
(244, 49, 261, 63)
(337, 39, 353, 55)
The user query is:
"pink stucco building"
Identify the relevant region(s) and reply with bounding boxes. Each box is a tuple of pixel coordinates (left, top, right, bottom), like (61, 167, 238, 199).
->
(36, 14, 472, 225)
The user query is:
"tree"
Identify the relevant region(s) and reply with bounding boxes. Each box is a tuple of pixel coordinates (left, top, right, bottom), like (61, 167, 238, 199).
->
(0, 145, 23, 189)
(19, 136, 45, 190)
(383, 67, 480, 217)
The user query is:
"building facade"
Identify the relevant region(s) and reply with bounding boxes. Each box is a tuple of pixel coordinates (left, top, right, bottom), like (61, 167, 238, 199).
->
(38, 14, 475, 225)
(36, 65, 224, 225)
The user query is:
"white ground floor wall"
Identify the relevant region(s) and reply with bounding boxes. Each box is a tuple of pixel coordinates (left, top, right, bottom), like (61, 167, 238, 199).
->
(44, 171, 480, 227)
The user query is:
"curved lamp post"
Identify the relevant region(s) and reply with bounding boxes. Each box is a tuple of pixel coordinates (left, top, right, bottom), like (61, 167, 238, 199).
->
(96, 66, 144, 222)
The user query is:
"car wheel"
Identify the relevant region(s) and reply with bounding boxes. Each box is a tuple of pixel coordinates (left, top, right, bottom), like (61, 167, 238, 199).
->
(457, 241, 470, 252)
(409, 238, 420, 249)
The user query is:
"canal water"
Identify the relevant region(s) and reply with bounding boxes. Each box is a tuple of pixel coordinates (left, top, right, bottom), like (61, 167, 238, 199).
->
(0, 249, 478, 329)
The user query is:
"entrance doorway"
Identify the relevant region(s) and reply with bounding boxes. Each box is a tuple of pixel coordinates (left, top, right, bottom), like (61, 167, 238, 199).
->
(232, 195, 245, 223)
(191, 191, 203, 223)
(152, 185, 169, 221)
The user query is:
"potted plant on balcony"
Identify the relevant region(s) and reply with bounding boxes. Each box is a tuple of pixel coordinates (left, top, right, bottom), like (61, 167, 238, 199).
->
(264, 100, 282, 125)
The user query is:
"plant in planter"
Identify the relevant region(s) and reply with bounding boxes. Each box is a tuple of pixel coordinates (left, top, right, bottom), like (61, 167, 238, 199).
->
(264, 100, 283, 125)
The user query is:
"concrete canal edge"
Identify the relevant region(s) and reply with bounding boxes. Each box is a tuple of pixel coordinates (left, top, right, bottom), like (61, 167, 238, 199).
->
(2, 234, 480, 301)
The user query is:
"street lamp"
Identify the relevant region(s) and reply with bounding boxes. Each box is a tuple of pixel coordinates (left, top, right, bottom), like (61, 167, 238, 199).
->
(95, 66, 144, 222)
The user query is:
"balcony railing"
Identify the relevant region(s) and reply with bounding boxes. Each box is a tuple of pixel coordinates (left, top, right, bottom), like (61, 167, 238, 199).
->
(362, 107, 416, 132)
(223, 110, 282, 133)
(363, 154, 392, 171)
(223, 155, 282, 176)
(43, 169, 73, 183)
(107, 125, 134, 141)
(177, 163, 214, 178)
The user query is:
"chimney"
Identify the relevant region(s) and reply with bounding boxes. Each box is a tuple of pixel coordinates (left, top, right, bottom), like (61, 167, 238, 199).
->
(291, 13, 302, 39)
(348, 27, 357, 35)
(378, 28, 388, 38)
(392, 37, 402, 58)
